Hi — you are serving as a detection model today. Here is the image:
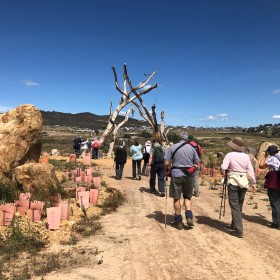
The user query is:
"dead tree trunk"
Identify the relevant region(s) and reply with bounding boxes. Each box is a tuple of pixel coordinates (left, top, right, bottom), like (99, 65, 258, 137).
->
(99, 64, 158, 148)
(106, 105, 133, 157)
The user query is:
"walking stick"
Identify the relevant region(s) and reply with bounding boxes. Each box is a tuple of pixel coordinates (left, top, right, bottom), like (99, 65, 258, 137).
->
(164, 176, 168, 228)
(219, 170, 228, 219)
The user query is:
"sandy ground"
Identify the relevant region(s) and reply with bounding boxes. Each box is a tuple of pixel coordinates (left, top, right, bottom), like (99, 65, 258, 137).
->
(43, 158, 280, 280)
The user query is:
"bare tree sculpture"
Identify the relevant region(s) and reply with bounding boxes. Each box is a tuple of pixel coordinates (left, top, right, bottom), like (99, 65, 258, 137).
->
(99, 64, 169, 151)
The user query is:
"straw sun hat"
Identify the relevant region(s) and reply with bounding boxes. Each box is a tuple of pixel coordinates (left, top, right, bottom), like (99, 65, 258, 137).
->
(227, 137, 245, 152)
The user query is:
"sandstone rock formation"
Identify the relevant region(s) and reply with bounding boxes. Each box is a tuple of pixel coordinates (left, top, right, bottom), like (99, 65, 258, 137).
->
(0, 104, 42, 185)
(14, 163, 60, 193)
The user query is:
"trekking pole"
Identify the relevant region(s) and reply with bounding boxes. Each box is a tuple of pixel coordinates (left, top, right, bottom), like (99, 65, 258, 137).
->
(164, 176, 168, 228)
(219, 183, 225, 219)
(223, 184, 227, 217)
(219, 170, 228, 219)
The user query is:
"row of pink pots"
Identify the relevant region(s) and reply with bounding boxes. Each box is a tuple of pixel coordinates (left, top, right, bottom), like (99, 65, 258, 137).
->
(69, 154, 91, 165)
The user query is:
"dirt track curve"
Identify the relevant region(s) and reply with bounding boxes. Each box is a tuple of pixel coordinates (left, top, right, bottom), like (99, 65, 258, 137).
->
(43, 158, 280, 280)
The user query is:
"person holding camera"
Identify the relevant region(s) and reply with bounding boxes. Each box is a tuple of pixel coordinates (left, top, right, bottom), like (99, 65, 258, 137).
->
(259, 145, 280, 230)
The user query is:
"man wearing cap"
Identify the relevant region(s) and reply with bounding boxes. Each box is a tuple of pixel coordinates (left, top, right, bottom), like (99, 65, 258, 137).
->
(164, 132, 200, 230)
(221, 137, 256, 238)
(259, 145, 280, 230)
(188, 135, 203, 197)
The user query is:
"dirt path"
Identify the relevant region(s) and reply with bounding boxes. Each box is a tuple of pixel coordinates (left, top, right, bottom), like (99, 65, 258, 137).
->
(44, 159, 280, 280)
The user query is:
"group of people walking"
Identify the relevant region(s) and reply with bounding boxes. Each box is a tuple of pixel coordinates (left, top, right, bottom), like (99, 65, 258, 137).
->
(72, 136, 100, 159)
(90, 133, 280, 238)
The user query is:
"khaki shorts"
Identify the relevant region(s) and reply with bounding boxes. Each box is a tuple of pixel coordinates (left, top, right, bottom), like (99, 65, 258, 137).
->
(169, 176, 195, 200)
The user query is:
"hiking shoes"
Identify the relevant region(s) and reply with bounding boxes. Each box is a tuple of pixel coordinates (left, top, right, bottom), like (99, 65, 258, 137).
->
(171, 221, 183, 230)
(138, 175, 141, 180)
(160, 192, 165, 197)
(186, 218, 194, 227)
(271, 223, 280, 230)
(230, 231, 243, 238)
(193, 192, 200, 197)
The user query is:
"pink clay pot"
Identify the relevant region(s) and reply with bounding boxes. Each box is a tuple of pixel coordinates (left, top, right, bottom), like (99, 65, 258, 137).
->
(76, 186, 86, 200)
(15, 200, 29, 216)
(89, 189, 99, 205)
(92, 177, 101, 188)
(78, 191, 90, 209)
(86, 175, 93, 186)
(75, 176, 82, 182)
(82, 156, 91, 165)
(47, 207, 62, 230)
(70, 154, 76, 163)
(1, 204, 16, 226)
(85, 168, 92, 176)
(57, 202, 70, 221)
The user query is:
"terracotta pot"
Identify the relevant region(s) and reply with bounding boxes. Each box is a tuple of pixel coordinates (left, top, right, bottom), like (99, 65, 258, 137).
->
(92, 177, 101, 188)
(1, 204, 16, 226)
(39, 157, 49, 163)
(47, 207, 61, 230)
(89, 189, 99, 205)
(78, 191, 90, 209)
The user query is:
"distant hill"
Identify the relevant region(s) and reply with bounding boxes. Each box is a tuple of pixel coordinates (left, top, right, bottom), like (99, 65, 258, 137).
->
(41, 110, 149, 130)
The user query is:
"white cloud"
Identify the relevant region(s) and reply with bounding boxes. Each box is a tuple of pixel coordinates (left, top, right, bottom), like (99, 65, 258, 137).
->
(199, 113, 229, 122)
(22, 80, 40, 87)
(272, 89, 280, 94)
(272, 115, 280, 119)
(0, 106, 11, 113)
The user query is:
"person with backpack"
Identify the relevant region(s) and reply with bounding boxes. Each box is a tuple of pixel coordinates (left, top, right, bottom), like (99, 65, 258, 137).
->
(114, 140, 127, 180)
(259, 145, 280, 230)
(130, 138, 143, 180)
(148, 139, 165, 196)
(164, 132, 200, 230)
(142, 140, 152, 176)
(188, 135, 203, 197)
(73, 136, 83, 157)
(92, 138, 100, 159)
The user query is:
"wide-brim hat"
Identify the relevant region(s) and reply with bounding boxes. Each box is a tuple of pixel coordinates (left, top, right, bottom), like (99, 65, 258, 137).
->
(146, 140, 151, 145)
(266, 145, 279, 154)
(227, 137, 245, 152)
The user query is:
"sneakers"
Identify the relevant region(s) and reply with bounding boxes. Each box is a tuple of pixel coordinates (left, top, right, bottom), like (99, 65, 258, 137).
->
(186, 218, 194, 227)
(193, 191, 200, 197)
(171, 221, 183, 230)
(230, 231, 243, 238)
(137, 175, 141, 180)
(133, 177, 137, 180)
(160, 192, 165, 197)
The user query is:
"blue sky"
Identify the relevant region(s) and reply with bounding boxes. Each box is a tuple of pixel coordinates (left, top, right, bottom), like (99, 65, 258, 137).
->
(1, 0, 280, 128)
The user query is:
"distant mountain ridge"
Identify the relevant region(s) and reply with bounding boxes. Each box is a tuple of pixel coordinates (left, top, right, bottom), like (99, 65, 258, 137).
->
(41, 110, 149, 130)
